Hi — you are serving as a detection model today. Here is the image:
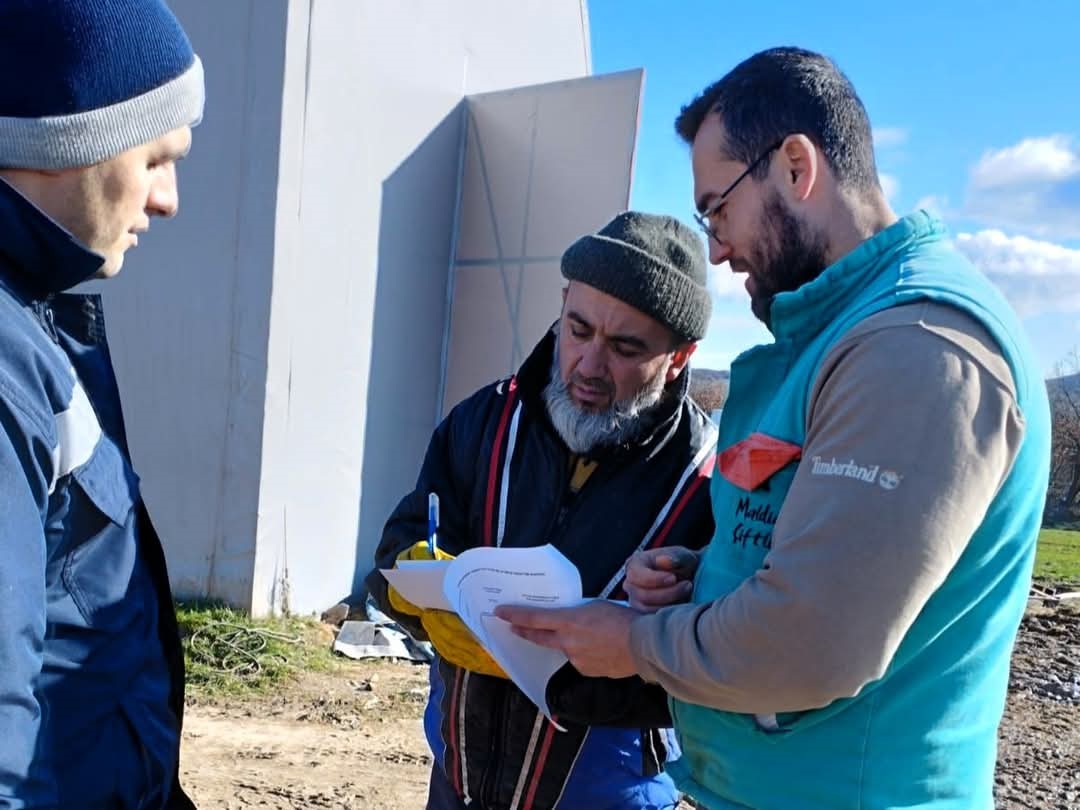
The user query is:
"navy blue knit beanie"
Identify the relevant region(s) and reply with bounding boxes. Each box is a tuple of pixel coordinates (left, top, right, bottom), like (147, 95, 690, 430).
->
(0, 0, 204, 169)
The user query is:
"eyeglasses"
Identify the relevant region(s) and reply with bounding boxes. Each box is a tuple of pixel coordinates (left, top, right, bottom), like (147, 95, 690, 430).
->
(693, 141, 784, 244)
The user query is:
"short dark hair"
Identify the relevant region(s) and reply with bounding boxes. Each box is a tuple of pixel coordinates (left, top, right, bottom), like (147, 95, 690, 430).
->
(675, 47, 880, 194)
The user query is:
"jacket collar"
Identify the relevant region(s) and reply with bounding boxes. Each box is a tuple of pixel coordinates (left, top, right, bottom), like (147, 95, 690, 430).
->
(0, 177, 105, 300)
(769, 210, 944, 344)
(515, 325, 690, 461)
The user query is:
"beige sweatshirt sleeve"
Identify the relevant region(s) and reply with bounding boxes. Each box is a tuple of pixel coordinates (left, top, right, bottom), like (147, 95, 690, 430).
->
(628, 302, 1026, 714)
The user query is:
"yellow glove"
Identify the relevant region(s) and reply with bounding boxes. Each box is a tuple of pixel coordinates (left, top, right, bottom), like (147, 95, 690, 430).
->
(387, 541, 507, 679)
(420, 609, 508, 679)
(387, 541, 456, 616)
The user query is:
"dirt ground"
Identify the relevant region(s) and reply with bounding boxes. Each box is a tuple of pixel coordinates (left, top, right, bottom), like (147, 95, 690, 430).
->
(181, 598, 1079, 809)
(181, 663, 432, 809)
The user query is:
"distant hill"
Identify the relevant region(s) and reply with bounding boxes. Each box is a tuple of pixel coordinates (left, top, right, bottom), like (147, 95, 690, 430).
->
(1047, 372, 1080, 394)
(689, 367, 730, 412)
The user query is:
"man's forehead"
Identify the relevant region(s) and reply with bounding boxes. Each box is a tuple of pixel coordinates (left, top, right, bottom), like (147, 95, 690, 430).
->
(151, 126, 193, 158)
(564, 281, 669, 342)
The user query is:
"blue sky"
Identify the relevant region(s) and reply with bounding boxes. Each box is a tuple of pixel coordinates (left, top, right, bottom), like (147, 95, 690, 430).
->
(588, 0, 1080, 376)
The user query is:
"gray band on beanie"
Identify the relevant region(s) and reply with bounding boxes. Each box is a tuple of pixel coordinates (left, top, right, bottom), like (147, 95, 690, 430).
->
(0, 56, 204, 170)
(561, 212, 712, 342)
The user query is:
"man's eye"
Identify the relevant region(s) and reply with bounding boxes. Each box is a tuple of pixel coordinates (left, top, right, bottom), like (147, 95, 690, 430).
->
(570, 328, 588, 340)
(613, 345, 640, 359)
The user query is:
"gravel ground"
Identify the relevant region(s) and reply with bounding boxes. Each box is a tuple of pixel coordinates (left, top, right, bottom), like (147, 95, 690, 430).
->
(995, 594, 1080, 809)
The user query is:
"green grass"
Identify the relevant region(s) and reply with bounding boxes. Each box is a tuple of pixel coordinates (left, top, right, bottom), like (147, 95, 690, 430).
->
(1034, 529, 1080, 586)
(176, 602, 339, 698)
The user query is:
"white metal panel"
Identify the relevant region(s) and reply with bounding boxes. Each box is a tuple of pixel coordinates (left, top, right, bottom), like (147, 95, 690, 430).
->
(261, 0, 595, 614)
(95, 0, 289, 608)
(87, 0, 598, 614)
(442, 70, 644, 413)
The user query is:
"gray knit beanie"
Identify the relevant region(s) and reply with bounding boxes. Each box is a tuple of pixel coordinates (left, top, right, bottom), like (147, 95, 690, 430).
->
(560, 211, 711, 342)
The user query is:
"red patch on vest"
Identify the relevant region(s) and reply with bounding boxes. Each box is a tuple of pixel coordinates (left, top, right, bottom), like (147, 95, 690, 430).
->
(718, 433, 802, 491)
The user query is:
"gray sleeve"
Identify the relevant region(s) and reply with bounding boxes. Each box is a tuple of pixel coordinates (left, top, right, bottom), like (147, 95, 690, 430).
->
(628, 303, 1025, 713)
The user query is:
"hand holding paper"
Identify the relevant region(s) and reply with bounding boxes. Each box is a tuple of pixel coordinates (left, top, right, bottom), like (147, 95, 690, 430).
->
(382, 544, 586, 723)
(494, 600, 639, 679)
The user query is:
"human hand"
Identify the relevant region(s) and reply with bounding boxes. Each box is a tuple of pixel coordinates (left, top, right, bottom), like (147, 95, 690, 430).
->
(494, 601, 638, 679)
(624, 546, 700, 613)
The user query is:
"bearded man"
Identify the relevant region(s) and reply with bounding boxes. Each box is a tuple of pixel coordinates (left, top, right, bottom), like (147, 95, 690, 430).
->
(497, 48, 1051, 810)
(366, 211, 718, 810)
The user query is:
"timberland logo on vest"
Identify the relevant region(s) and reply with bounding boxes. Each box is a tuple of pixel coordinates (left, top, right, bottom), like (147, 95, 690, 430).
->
(810, 456, 903, 490)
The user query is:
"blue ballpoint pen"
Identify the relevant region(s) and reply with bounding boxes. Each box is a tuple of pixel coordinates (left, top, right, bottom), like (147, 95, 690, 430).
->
(428, 492, 439, 556)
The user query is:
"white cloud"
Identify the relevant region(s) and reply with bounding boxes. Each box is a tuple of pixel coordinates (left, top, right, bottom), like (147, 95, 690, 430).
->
(955, 229, 1080, 316)
(873, 127, 909, 149)
(912, 194, 949, 216)
(970, 135, 1079, 189)
(963, 135, 1080, 240)
(879, 173, 900, 202)
(699, 266, 772, 368)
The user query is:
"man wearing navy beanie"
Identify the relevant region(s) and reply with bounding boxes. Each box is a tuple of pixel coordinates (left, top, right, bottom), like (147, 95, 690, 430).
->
(0, 1, 203, 807)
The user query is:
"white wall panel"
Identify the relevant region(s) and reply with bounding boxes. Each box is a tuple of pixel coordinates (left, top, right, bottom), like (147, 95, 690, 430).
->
(92, 0, 615, 615)
(443, 70, 643, 413)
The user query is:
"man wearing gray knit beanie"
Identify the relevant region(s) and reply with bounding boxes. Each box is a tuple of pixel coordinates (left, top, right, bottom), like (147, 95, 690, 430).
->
(0, 2, 203, 807)
(368, 212, 718, 810)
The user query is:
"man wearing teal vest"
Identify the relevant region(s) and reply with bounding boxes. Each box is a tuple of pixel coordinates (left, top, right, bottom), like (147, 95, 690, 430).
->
(499, 47, 1051, 809)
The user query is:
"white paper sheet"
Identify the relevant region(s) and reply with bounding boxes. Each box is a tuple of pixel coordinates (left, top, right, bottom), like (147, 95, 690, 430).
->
(380, 559, 453, 611)
(444, 546, 582, 724)
(381, 545, 584, 725)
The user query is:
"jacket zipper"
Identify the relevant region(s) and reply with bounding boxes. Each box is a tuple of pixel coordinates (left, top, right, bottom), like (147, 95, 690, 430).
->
(479, 452, 577, 807)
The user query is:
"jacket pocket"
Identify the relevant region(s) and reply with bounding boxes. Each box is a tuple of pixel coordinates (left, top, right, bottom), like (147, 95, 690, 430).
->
(60, 436, 143, 627)
(717, 432, 802, 491)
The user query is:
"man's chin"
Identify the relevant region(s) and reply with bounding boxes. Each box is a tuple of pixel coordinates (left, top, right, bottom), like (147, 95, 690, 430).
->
(93, 254, 125, 279)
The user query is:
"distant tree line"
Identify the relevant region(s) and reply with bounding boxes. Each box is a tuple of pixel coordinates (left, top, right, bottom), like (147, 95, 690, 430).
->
(688, 368, 729, 414)
(1046, 351, 1080, 526)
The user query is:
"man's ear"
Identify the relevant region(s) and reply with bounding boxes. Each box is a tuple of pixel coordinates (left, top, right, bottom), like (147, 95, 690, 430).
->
(666, 342, 698, 383)
(776, 134, 819, 203)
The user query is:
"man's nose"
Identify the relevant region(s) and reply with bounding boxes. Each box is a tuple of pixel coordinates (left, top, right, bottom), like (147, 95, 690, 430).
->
(576, 341, 608, 380)
(147, 164, 179, 218)
(709, 235, 733, 265)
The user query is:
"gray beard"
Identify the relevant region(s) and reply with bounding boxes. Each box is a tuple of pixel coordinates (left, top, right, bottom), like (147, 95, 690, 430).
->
(541, 343, 670, 455)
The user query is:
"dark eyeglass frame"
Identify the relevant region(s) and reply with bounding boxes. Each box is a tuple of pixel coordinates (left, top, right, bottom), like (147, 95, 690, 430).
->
(693, 140, 784, 244)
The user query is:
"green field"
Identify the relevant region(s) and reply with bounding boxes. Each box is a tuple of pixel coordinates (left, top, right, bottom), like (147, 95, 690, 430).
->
(1035, 528, 1080, 585)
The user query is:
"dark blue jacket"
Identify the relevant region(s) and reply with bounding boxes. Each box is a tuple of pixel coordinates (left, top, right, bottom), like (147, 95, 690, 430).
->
(368, 331, 718, 810)
(0, 180, 190, 809)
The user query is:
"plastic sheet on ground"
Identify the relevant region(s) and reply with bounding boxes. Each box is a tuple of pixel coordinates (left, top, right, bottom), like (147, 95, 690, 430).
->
(330, 598, 433, 663)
